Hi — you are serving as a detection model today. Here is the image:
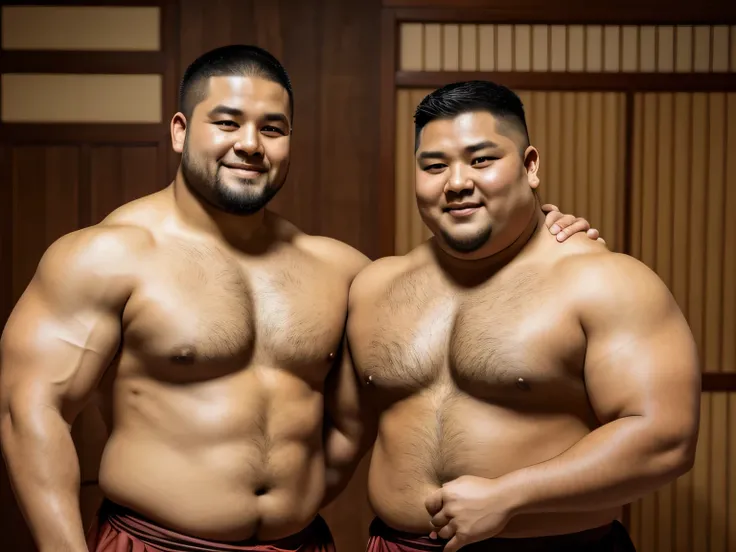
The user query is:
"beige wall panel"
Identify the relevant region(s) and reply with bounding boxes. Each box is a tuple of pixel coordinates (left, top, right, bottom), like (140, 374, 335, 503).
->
(400, 23, 423, 71)
(496, 25, 514, 71)
(711, 26, 730, 73)
(657, 26, 676, 72)
(604, 26, 621, 72)
(514, 25, 532, 72)
(723, 94, 736, 373)
(443, 25, 460, 71)
(460, 24, 478, 71)
(676, 26, 694, 72)
(478, 25, 496, 71)
(424, 24, 442, 71)
(532, 25, 549, 72)
(1, 74, 161, 123)
(586, 25, 603, 72)
(693, 26, 712, 72)
(639, 26, 657, 72)
(1, 6, 159, 51)
(550, 25, 567, 72)
(567, 25, 584, 72)
(621, 26, 639, 72)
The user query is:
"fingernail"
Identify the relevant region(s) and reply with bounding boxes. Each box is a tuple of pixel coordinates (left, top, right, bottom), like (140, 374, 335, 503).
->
(430, 532, 437, 540)
(550, 224, 560, 234)
(557, 233, 565, 241)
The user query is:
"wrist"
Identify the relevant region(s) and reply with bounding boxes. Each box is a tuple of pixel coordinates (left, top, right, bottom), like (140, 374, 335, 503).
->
(495, 469, 533, 517)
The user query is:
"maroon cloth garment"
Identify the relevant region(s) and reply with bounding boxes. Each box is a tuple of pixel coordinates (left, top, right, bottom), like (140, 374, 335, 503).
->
(366, 517, 636, 552)
(87, 500, 336, 552)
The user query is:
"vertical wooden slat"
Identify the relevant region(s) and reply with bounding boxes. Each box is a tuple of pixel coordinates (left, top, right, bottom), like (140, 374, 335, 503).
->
(496, 24, 513, 71)
(532, 25, 548, 71)
(560, 94, 576, 211)
(574, 93, 589, 216)
(630, 94, 644, 260)
(549, 25, 566, 72)
(723, 94, 736, 374)
(460, 24, 477, 71)
(546, 92, 562, 207)
(711, 393, 728, 552)
(640, 26, 657, 72)
(442, 24, 460, 71)
(568, 25, 584, 71)
(658, 26, 676, 72)
(478, 24, 495, 71)
(411, 90, 431, 248)
(640, 93, 658, 271)
(676, 25, 694, 73)
(693, 26, 712, 72)
(731, 26, 736, 72)
(711, 26, 729, 73)
(588, 93, 603, 235)
(604, 26, 620, 72)
(394, 89, 411, 255)
(424, 24, 442, 71)
(616, 93, 626, 254)
(622, 26, 639, 72)
(688, 94, 709, 363)
(514, 24, 531, 72)
(400, 23, 423, 71)
(655, 93, 673, 291)
(692, 394, 712, 552)
(704, 93, 725, 373)
(728, 394, 736, 551)
(586, 25, 603, 72)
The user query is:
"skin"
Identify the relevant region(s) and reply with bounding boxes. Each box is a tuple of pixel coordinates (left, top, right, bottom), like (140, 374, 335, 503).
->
(336, 111, 701, 551)
(0, 75, 599, 552)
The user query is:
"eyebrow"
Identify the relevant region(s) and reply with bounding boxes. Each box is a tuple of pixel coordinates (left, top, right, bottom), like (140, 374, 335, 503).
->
(417, 140, 500, 160)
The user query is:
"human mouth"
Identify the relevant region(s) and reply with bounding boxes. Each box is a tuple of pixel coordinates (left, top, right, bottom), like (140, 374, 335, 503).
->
(223, 164, 266, 178)
(445, 203, 481, 218)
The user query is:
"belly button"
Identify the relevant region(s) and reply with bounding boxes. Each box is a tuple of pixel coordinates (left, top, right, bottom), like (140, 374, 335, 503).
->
(254, 485, 269, 496)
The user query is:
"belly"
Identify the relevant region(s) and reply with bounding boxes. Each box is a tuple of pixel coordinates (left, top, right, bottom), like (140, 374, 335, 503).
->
(97, 369, 326, 541)
(367, 393, 620, 537)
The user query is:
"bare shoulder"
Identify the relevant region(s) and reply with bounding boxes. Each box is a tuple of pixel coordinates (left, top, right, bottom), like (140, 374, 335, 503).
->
(297, 234, 372, 281)
(349, 251, 416, 307)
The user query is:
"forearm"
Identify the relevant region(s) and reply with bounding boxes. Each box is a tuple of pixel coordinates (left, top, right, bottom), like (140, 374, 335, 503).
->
(502, 416, 694, 515)
(1, 404, 88, 552)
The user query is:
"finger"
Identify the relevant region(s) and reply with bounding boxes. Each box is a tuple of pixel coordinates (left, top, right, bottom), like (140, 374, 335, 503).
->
(444, 536, 463, 552)
(548, 214, 578, 235)
(431, 511, 452, 530)
(556, 218, 591, 242)
(596, 236, 607, 245)
(586, 228, 600, 241)
(544, 211, 565, 233)
(437, 524, 457, 540)
(425, 489, 444, 516)
(540, 203, 560, 214)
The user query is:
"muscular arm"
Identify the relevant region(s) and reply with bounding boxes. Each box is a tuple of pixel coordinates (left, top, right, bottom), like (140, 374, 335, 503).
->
(501, 253, 700, 514)
(0, 228, 140, 551)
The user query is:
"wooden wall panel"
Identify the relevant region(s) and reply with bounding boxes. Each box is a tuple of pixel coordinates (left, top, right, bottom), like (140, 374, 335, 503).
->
(394, 89, 626, 254)
(399, 24, 736, 74)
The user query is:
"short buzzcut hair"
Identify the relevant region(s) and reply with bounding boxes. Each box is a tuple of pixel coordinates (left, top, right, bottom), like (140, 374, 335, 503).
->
(414, 80, 530, 153)
(178, 44, 294, 121)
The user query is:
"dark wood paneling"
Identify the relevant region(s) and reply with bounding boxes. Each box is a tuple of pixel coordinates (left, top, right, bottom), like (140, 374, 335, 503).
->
(0, 51, 167, 74)
(379, 9, 398, 259)
(385, 1, 736, 23)
(397, 72, 736, 92)
(90, 145, 162, 224)
(0, 124, 166, 145)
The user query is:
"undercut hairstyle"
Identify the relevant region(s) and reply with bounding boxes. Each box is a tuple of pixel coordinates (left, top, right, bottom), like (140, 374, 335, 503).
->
(414, 80, 530, 153)
(179, 44, 294, 122)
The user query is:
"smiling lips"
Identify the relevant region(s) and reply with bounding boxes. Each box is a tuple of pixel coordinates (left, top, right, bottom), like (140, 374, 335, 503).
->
(223, 163, 266, 178)
(445, 203, 481, 218)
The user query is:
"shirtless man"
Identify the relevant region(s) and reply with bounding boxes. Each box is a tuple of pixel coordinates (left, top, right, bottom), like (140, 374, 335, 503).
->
(335, 81, 701, 552)
(0, 48, 596, 552)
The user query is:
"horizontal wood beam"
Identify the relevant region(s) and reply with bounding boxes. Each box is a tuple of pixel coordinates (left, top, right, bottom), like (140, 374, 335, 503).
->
(387, 3, 736, 24)
(396, 72, 736, 92)
(702, 373, 736, 392)
(0, 123, 167, 144)
(0, 51, 167, 75)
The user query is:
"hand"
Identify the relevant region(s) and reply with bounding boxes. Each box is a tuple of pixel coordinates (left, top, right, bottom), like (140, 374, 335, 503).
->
(424, 476, 515, 552)
(541, 204, 605, 244)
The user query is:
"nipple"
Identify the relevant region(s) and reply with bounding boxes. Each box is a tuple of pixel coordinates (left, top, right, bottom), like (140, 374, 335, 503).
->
(327, 352, 335, 361)
(171, 347, 196, 364)
(366, 375, 373, 385)
(516, 377, 530, 391)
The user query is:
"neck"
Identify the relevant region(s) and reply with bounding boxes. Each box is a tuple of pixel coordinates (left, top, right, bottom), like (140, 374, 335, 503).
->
(170, 169, 268, 246)
(432, 207, 544, 280)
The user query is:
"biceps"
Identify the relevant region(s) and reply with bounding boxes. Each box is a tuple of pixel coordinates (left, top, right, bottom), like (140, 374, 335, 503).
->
(584, 312, 700, 425)
(0, 295, 121, 421)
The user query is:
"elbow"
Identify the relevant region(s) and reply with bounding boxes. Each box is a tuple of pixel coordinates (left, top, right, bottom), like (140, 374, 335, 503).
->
(650, 428, 697, 481)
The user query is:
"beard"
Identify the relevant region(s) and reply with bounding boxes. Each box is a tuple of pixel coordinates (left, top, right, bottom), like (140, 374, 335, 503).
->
(181, 143, 285, 216)
(439, 224, 492, 253)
